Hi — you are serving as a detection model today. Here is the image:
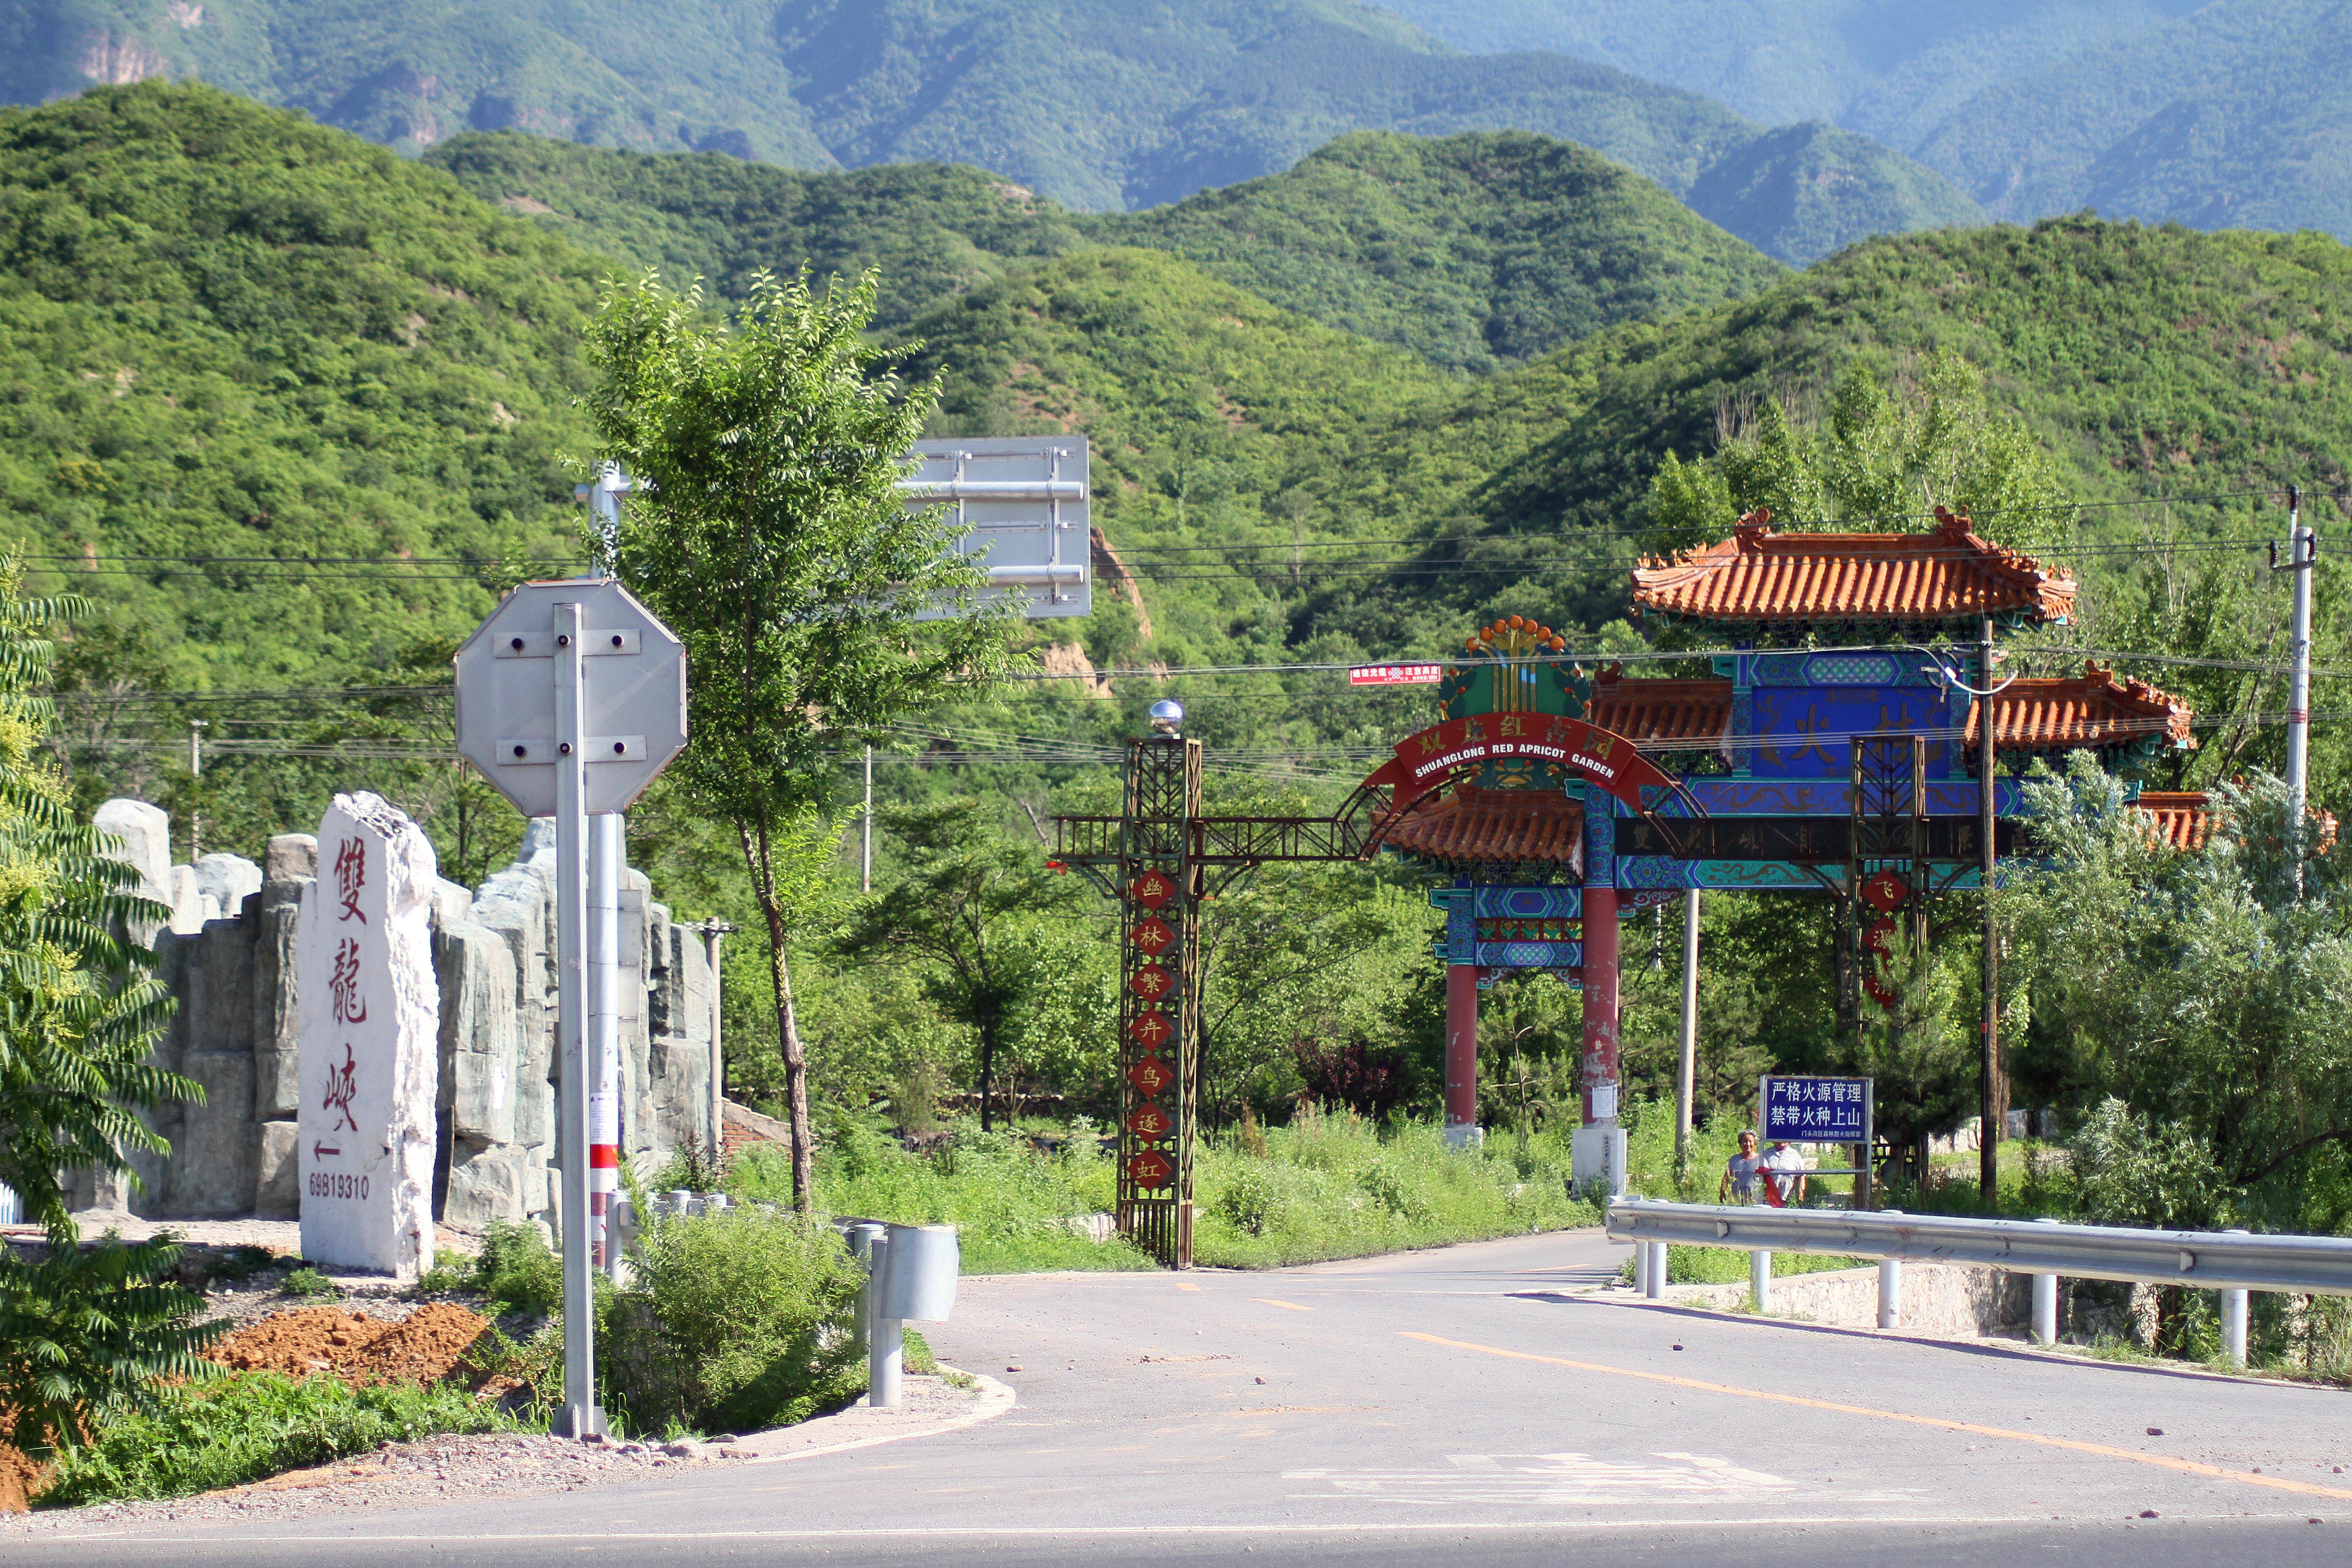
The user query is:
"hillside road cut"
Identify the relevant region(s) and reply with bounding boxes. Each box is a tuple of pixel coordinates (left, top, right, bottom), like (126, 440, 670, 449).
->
(14, 1229, 2352, 1566)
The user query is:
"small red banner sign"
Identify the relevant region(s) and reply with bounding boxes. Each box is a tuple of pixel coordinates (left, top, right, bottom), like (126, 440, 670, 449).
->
(1128, 1102, 1172, 1140)
(1127, 964, 1175, 1001)
(1128, 1011, 1174, 1048)
(1859, 869, 1910, 914)
(1127, 1055, 1174, 1096)
(1349, 663, 1443, 686)
(1128, 1150, 1175, 1189)
(1128, 868, 1176, 908)
(1129, 916, 1176, 956)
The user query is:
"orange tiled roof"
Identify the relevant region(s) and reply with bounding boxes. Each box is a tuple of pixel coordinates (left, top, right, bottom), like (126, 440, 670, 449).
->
(2133, 792, 2337, 855)
(1583, 667, 1733, 750)
(1969, 663, 2195, 754)
(2135, 792, 2216, 851)
(1631, 505, 2077, 627)
(1381, 785, 1584, 870)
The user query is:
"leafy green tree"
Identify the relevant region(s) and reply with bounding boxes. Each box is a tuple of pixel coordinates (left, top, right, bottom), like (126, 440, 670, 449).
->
(0, 580, 188, 1242)
(0, 575, 215, 1459)
(581, 270, 1019, 1206)
(1646, 351, 2075, 558)
(2006, 754, 2352, 1230)
(833, 800, 1081, 1132)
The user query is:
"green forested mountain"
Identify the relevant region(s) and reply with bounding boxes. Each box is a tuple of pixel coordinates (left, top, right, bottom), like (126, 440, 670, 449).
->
(0, 81, 595, 700)
(0, 0, 1981, 263)
(7, 81, 2352, 849)
(1390, 0, 2352, 242)
(428, 127, 1784, 372)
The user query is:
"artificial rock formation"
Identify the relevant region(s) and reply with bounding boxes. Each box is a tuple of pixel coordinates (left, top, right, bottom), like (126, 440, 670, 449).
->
(76, 800, 716, 1241)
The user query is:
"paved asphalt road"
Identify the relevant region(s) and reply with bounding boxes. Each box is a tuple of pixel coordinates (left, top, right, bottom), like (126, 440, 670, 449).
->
(17, 1230, 2352, 1566)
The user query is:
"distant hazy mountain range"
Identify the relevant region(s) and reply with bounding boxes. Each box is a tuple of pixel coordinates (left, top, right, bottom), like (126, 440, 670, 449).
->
(1386, 0, 2352, 239)
(0, 0, 1984, 264)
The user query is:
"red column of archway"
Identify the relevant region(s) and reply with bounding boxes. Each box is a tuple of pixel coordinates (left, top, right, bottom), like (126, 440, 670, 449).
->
(1444, 961, 1479, 1137)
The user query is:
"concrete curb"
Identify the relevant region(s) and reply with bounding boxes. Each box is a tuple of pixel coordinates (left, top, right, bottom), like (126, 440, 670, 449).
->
(726, 1368, 1017, 1465)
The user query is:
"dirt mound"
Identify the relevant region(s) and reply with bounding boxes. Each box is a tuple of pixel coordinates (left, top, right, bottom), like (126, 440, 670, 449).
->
(0, 1439, 46, 1514)
(205, 1304, 493, 1389)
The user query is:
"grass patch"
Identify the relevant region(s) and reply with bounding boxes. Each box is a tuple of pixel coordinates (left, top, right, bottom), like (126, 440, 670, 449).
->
(761, 1108, 1604, 1273)
(278, 1266, 338, 1299)
(1626, 1245, 1873, 1286)
(35, 1372, 520, 1508)
(734, 1120, 1158, 1274)
(1191, 1106, 1600, 1268)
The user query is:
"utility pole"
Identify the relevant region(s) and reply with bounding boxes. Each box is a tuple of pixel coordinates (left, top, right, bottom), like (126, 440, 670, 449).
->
(2284, 484, 2314, 877)
(1675, 888, 1699, 1184)
(187, 719, 207, 861)
(1979, 615, 2001, 1209)
(695, 920, 734, 1162)
(862, 745, 874, 892)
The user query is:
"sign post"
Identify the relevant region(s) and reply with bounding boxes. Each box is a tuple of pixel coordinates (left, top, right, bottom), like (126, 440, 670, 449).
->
(455, 578, 687, 1439)
(1758, 1074, 1875, 1210)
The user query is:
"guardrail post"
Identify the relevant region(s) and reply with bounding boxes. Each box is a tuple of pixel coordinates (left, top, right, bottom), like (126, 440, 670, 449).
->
(1876, 1213, 1901, 1328)
(1633, 1235, 1650, 1296)
(2031, 1216, 2060, 1346)
(1646, 1240, 1666, 1299)
(1750, 1249, 1771, 1313)
(2221, 1229, 2250, 1367)
(849, 1221, 884, 1355)
(867, 1230, 902, 1408)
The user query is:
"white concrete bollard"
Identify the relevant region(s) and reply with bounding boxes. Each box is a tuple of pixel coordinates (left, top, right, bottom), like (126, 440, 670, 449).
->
(1877, 1209, 1902, 1329)
(2032, 1216, 2061, 1346)
(2221, 1229, 2250, 1367)
(1645, 1241, 1666, 1299)
(1750, 1249, 1771, 1313)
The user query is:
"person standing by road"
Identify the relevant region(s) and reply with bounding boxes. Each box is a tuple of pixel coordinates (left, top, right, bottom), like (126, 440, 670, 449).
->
(1720, 1129, 1765, 1202)
(1764, 1139, 1809, 1206)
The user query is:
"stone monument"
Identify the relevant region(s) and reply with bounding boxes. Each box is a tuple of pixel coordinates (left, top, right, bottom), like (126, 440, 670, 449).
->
(297, 793, 441, 1277)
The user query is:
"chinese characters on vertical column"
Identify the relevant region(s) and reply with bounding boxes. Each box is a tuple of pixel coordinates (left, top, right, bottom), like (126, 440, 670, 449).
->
(312, 835, 370, 1202)
(1122, 867, 1180, 1193)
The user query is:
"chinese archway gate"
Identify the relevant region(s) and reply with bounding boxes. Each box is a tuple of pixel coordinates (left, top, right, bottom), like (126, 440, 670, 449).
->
(1058, 505, 2217, 1264)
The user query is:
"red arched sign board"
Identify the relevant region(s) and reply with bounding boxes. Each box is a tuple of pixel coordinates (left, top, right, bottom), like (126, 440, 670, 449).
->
(1363, 713, 1679, 816)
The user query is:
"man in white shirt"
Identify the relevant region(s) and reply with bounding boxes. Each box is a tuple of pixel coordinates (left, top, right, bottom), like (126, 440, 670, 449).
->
(1764, 1140, 1809, 1205)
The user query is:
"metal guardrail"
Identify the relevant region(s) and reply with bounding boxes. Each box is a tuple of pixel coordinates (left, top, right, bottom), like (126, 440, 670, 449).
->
(1606, 1197, 2352, 1296)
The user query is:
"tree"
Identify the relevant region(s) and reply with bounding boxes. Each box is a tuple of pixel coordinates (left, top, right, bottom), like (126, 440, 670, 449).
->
(581, 270, 1019, 1206)
(1646, 352, 2075, 559)
(0, 578, 188, 1243)
(0, 574, 217, 1458)
(2005, 754, 2352, 1230)
(833, 800, 1080, 1132)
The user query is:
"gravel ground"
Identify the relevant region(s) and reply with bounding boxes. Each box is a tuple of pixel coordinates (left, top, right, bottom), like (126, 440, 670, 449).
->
(1, 1375, 994, 1533)
(0, 1432, 754, 1533)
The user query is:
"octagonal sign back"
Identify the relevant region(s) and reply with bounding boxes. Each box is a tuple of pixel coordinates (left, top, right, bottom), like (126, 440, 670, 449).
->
(454, 578, 688, 817)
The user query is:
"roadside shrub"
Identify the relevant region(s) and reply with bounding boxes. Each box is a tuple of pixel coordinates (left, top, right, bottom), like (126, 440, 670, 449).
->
(475, 1219, 564, 1317)
(0, 1237, 223, 1454)
(35, 1372, 518, 1507)
(603, 1207, 864, 1436)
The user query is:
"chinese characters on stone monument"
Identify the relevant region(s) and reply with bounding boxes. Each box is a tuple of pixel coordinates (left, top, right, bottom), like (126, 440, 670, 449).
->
(297, 792, 441, 1278)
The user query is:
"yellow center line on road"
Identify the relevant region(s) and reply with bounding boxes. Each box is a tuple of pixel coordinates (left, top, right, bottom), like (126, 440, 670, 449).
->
(1177, 1282, 1202, 1292)
(1399, 1331, 2352, 1504)
(1248, 1298, 1315, 1312)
